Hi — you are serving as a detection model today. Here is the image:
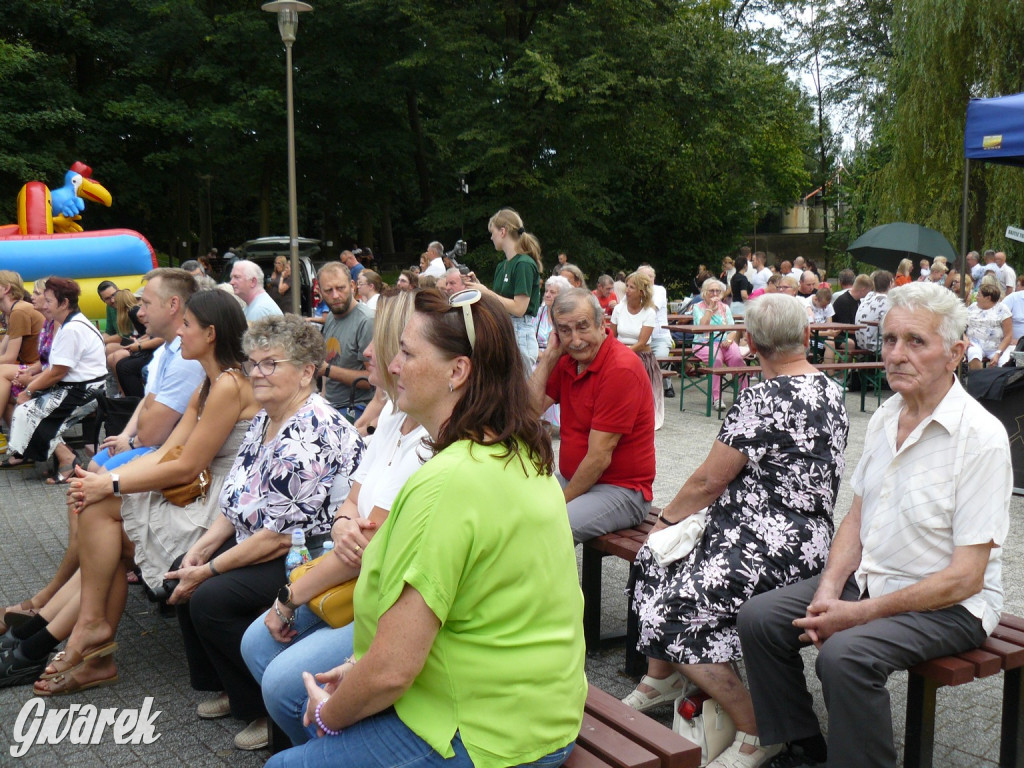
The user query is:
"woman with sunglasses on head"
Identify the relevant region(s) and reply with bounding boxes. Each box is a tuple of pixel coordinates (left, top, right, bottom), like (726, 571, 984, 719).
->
(465, 207, 544, 370)
(241, 291, 430, 747)
(265, 289, 585, 768)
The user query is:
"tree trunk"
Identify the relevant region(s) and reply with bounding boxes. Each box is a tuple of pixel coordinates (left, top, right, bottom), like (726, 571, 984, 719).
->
(406, 89, 434, 213)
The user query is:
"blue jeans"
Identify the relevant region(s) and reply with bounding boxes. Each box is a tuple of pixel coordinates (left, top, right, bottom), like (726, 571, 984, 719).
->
(241, 607, 355, 746)
(511, 314, 539, 372)
(265, 708, 575, 768)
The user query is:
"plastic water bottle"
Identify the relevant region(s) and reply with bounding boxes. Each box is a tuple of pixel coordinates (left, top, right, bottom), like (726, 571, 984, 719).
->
(322, 541, 335, 555)
(285, 530, 312, 576)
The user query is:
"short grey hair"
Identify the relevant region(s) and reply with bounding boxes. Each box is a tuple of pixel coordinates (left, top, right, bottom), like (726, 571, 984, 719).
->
(886, 282, 967, 351)
(243, 314, 326, 369)
(428, 241, 445, 259)
(551, 287, 603, 327)
(597, 274, 614, 287)
(637, 265, 656, 282)
(744, 294, 809, 359)
(232, 259, 264, 283)
(545, 274, 572, 292)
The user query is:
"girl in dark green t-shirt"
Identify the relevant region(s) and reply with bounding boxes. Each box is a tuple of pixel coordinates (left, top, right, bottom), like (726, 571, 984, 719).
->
(467, 208, 543, 370)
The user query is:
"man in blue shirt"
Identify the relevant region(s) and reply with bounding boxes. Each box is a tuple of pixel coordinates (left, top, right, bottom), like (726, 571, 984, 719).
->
(90, 268, 206, 472)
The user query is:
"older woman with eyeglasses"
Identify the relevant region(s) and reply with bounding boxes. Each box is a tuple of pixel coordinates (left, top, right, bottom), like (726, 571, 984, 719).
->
(264, 288, 585, 768)
(167, 315, 363, 751)
(691, 278, 748, 404)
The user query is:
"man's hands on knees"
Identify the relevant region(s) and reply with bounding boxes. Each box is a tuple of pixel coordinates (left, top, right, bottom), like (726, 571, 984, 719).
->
(794, 586, 867, 648)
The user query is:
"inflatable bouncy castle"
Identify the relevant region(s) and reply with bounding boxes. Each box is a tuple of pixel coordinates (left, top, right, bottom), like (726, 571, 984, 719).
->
(0, 162, 157, 321)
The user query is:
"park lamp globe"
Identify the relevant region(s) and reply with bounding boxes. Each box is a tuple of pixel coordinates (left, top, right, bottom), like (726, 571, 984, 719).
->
(262, 1, 312, 43)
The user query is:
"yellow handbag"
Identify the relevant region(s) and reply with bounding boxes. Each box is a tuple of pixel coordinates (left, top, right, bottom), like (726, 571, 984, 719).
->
(289, 554, 357, 628)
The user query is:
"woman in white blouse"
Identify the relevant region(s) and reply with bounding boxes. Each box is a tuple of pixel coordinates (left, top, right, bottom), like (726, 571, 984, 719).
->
(610, 271, 664, 430)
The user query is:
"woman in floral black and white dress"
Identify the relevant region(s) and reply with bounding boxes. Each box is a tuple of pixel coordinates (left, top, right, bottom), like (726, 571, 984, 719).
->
(623, 294, 849, 768)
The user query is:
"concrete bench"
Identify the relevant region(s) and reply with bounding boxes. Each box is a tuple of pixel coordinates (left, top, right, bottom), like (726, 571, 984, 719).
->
(568, 685, 701, 768)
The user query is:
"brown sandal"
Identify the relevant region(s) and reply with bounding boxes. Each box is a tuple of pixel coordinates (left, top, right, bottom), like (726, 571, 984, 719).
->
(39, 641, 118, 680)
(34, 667, 119, 697)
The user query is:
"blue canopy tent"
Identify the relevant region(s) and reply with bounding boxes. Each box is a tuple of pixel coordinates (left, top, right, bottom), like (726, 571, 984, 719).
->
(963, 93, 1024, 495)
(961, 92, 1024, 262)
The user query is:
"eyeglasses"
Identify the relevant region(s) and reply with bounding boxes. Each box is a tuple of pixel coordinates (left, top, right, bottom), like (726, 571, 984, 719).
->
(448, 289, 482, 352)
(242, 358, 294, 377)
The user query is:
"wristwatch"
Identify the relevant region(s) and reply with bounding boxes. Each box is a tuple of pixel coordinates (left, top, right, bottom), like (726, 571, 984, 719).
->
(323, 363, 333, 379)
(111, 474, 121, 497)
(128, 435, 136, 450)
(277, 584, 298, 610)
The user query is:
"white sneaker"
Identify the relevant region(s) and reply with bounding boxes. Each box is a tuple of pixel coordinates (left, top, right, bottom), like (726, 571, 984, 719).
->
(707, 731, 782, 768)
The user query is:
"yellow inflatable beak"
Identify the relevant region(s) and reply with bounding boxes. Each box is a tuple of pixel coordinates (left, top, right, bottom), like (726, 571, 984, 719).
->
(79, 176, 112, 207)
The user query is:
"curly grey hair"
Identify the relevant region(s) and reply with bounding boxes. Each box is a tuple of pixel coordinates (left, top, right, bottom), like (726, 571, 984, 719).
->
(243, 314, 325, 368)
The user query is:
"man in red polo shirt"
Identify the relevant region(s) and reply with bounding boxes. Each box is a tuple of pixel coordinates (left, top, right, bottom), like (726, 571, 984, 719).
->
(592, 275, 618, 320)
(530, 288, 655, 543)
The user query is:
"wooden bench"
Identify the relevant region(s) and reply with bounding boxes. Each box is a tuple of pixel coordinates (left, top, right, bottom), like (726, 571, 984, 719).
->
(904, 612, 1024, 767)
(582, 510, 660, 676)
(584, 517, 1024, 768)
(567, 685, 701, 768)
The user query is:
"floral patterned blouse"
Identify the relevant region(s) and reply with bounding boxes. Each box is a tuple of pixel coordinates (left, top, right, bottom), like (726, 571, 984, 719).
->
(219, 393, 364, 543)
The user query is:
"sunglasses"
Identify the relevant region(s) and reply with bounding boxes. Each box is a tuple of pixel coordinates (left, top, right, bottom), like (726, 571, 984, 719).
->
(449, 289, 482, 352)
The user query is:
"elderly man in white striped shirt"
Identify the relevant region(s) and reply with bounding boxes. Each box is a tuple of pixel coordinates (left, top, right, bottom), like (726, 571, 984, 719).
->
(734, 282, 1012, 768)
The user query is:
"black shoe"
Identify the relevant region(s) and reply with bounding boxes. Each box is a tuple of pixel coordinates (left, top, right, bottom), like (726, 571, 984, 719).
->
(766, 744, 826, 768)
(0, 647, 47, 688)
(664, 383, 676, 398)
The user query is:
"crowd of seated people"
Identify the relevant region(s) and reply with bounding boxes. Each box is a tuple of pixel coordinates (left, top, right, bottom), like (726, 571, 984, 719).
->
(0, 234, 1020, 767)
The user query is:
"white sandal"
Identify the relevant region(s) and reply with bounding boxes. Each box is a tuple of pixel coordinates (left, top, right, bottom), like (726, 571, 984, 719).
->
(706, 731, 782, 768)
(621, 671, 692, 711)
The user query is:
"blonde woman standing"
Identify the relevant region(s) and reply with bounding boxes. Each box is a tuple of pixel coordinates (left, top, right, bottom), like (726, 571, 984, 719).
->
(468, 208, 543, 369)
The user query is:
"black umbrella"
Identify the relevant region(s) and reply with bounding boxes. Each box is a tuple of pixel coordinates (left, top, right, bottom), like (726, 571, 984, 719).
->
(847, 223, 957, 272)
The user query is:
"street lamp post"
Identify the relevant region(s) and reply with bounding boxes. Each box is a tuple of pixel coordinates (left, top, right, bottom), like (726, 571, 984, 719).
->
(262, 0, 313, 316)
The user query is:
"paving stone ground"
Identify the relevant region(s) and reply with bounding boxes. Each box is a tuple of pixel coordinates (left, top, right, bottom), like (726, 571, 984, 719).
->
(0, 387, 1020, 765)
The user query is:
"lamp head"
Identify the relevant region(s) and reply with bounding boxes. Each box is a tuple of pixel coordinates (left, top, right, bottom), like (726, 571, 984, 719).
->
(261, 1, 313, 44)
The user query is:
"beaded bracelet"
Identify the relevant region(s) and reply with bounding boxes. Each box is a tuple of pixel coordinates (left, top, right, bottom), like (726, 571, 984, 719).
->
(315, 700, 340, 736)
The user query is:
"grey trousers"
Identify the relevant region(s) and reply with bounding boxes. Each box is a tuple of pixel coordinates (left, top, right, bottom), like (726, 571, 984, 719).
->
(736, 574, 987, 768)
(556, 474, 650, 545)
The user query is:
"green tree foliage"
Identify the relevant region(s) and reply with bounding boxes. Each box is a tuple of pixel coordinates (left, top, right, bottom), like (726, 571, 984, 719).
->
(0, 0, 816, 280)
(825, 0, 1024, 259)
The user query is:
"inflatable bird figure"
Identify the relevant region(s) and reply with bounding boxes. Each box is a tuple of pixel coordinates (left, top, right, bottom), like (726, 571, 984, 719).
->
(14, 161, 112, 235)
